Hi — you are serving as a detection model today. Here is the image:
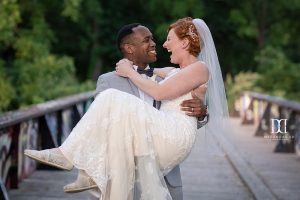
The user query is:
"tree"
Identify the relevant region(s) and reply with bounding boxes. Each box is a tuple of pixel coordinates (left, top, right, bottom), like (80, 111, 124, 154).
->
(0, 0, 93, 112)
(0, 60, 15, 112)
(255, 46, 300, 101)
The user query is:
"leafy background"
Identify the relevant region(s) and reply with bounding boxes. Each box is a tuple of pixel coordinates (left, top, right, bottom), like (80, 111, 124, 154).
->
(0, 0, 299, 113)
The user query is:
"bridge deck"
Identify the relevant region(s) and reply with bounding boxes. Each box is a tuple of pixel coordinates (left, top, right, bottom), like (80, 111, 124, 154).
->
(9, 118, 300, 200)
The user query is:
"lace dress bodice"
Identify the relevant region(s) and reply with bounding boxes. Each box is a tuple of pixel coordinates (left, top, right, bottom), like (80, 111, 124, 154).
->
(159, 68, 197, 126)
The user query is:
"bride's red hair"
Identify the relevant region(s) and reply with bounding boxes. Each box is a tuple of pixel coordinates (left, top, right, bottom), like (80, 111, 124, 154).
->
(168, 17, 201, 57)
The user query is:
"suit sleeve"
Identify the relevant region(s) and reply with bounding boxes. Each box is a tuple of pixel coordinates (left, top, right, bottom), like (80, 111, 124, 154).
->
(95, 75, 110, 96)
(197, 115, 208, 129)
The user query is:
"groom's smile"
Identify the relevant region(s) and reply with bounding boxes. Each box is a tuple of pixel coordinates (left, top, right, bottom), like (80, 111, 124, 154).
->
(130, 26, 157, 67)
(148, 50, 157, 56)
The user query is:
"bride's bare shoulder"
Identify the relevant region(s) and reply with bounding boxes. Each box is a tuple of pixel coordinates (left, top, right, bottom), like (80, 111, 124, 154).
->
(193, 60, 208, 68)
(189, 61, 209, 73)
(186, 61, 209, 83)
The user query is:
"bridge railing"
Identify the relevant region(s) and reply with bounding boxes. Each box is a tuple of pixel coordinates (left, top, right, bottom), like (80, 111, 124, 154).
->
(0, 91, 96, 197)
(238, 91, 300, 154)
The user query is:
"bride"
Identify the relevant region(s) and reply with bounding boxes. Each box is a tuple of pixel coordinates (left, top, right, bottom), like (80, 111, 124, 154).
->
(24, 17, 228, 200)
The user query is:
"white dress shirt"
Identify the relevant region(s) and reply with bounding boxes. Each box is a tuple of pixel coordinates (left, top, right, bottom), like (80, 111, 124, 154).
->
(133, 65, 154, 106)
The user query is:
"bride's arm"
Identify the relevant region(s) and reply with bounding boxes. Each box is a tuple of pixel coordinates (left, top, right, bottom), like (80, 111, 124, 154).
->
(153, 67, 175, 78)
(116, 60, 209, 101)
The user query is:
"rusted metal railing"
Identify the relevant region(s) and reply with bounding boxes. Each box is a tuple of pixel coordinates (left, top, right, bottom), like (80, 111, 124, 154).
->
(238, 91, 300, 154)
(0, 91, 96, 197)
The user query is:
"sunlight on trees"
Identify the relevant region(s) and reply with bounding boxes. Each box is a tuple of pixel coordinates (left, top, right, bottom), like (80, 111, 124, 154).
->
(0, 0, 299, 113)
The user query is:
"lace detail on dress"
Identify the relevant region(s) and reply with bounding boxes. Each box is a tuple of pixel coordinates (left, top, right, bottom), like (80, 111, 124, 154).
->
(59, 68, 197, 200)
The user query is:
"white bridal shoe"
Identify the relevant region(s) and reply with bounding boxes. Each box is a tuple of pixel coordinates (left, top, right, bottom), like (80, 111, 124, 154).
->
(24, 148, 73, 171)
(64, 171, 98, 193)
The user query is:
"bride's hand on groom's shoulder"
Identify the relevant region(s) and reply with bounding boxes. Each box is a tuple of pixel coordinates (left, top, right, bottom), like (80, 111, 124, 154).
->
(115, 59, 134, 77)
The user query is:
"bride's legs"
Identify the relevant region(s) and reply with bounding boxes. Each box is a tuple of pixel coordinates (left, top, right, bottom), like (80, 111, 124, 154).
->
(24, 89, 122, 170)
(59, 89, 140, 198)
(25, 89, 158, 199)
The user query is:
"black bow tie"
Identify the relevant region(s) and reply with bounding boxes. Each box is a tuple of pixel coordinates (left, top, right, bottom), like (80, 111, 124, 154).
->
(137, 68, 154, 77)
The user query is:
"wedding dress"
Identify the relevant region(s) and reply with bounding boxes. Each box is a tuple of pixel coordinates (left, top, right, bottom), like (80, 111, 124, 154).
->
(60, 68, 198, 200)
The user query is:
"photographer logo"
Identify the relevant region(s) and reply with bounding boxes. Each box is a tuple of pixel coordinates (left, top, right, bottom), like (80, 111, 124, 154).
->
(264, 118, 293, 140)
(271, 118, 287, 134)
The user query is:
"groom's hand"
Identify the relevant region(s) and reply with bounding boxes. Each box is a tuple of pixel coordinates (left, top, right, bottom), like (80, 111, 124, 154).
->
(180, 97, 207, 118)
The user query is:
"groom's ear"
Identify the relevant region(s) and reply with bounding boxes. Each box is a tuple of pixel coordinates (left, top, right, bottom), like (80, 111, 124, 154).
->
(123, 44, 134, 54)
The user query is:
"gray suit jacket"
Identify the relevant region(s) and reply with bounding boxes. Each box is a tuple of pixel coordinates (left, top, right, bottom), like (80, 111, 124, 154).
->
(96, 72, 183, 200)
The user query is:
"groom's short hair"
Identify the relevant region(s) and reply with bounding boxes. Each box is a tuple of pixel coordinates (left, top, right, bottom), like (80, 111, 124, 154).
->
(117, 23, 141, 51)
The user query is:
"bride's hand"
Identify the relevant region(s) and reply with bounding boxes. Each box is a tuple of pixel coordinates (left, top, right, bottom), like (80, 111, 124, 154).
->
(115, 59, 134, 77)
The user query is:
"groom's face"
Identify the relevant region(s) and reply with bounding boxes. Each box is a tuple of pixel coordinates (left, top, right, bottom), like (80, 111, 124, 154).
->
(130, 26, 157, 68)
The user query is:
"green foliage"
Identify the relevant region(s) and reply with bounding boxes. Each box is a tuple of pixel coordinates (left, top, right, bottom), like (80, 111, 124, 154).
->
(14, 20, 53, 60)
(0, 0, 20, 45)
(255, 46, 300, 101)
(229, 9, 257, 38)
(44, 0, 103, 80)
(0, 60, 15, 112)
(15, 55, 79, 106)
(221, 0, 300, 104)
(225, 72, 261, 113)
(0, 0, 299, 112)
(0, 0, 93, 112)
(62, 0, 83, 22)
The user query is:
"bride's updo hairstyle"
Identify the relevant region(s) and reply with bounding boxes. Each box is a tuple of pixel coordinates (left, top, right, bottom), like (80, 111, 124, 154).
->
(168, 17, 201, 57)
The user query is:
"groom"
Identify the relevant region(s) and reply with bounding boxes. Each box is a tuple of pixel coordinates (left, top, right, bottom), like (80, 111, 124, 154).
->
(63, 23, 207, 200)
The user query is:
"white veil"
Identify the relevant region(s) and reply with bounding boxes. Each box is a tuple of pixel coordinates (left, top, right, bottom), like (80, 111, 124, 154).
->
(192, 19, 229, 154)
